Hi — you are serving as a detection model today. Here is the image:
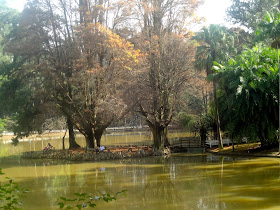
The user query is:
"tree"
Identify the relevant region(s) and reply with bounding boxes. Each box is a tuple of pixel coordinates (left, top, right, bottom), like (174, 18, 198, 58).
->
(257, 8, 280, 152)
(214, 45, 279, 148)
(0, 1, 81, 148)
(128, 0, 202, 149)
(59, 22, 141, 148)
(3, 0, 141, 149)
(0, 0, 18, 63)
(191, 114, 212, 147)
(192, 24, 235, 149)
(227, 0, 279, 31)
(0, 1, 44, 143)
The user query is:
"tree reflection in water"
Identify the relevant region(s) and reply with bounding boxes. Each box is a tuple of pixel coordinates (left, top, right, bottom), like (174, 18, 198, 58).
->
(1, 155, 280, 209)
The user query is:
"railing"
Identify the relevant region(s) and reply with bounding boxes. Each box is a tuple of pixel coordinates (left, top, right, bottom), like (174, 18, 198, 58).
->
(171, 137, 201, 148)
(205, 139, 230, 148)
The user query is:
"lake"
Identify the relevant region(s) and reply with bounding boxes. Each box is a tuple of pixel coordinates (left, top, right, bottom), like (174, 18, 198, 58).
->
(1, 132, 280, 209)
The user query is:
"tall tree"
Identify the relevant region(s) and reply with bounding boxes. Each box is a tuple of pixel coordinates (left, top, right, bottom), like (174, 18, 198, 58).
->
(128, 0, 202, 149)
(3, 0, 141, 149)
(193, 24, 235, 148)
(214, 45, 279, 148)
(2, 1, 81, 148)
(227, 0, 279, 31)
(257, 8, 280, 152)
(59, 22, 141, 148)
(0, 1, 41, 142)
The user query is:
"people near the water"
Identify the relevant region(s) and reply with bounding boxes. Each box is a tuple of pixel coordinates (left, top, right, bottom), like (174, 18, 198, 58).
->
(95, 145, 105, 153)
(43, 143, 55, 151)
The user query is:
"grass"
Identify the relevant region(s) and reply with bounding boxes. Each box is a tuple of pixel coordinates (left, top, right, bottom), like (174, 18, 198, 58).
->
(208, 143, 280, 157)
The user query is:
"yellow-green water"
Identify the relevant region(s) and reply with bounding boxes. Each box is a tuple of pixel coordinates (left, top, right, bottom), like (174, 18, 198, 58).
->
(1, 155, 280, 209)
(1, 132, 280, 209)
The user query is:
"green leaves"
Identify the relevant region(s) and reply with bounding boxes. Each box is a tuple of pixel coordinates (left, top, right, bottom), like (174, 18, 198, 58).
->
(257, 8, 280, 45)
(0, 168, 28, 209)
(215, 44, 279, 147)
(58, 190, 127, 209)
(227, 0, 279, 31)
(193, 24, 236, 76)
(58, 202, 65, 208)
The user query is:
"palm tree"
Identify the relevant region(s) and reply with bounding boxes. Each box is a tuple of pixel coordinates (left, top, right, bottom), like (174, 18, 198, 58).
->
(257, 8, 280, 153)
(214, 45, 279, 148)
(193, 24, 234, 149)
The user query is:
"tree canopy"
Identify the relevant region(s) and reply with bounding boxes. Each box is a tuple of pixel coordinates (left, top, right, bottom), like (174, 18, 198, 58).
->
(0, 0, 279, 150)
(214, 45, 278, 147)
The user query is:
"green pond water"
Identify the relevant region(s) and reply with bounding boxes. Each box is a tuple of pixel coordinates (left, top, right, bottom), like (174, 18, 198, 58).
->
(1, 133, 280, 209)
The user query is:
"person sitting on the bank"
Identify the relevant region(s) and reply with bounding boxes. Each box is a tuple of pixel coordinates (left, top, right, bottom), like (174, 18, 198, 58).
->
(43, 143, 54, 151)
(47, 143, 54, 150)
(95, 146, 105, 153)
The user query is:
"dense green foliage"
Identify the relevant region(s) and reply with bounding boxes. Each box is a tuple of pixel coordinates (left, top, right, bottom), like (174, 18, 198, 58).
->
(189, 1, 280, 149)
(192, 24, 236, 147)
(214, 45, 278, 147)
(193, 24, 235, 75)
(256, 8, 280, 51)
(227, 0, 279, 31)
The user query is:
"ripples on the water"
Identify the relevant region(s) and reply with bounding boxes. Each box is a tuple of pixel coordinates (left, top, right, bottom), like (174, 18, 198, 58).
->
(1, 153, 280, 209)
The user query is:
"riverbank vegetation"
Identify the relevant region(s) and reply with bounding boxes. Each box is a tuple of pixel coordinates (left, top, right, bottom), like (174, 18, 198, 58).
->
(0, 167, 127, 209)
(0, 0, 279, 152)
(209, 143, 280, 158)
(0, 168, 28, 209)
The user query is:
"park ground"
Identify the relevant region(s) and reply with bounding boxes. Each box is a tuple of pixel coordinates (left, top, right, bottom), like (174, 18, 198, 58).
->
(208, 143, 280, 158)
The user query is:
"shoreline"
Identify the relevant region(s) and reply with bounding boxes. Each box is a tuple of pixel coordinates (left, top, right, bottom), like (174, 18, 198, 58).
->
(20, 143, 280, 161)
(21, 146, 171, 161)
(206, 143, 280, 158)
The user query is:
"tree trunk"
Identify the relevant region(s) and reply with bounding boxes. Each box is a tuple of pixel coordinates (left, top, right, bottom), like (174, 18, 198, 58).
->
(163, 127, 170, 146)
(149, 122, 165, 149)
(95, 128, 104, 147)
(200, 131, 207, 147)
(213, 129, 218, 141)
(67, 118, 80, 149)
(213, 80, 223, 149)
(62, 130, 67, 150)
(231, 136, 234, 152)
(277, 47, 280, 154)
(85, 129, 95, 148)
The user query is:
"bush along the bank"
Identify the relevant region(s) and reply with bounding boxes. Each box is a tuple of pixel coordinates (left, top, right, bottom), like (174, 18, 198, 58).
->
(213, 45, 279, 148)
(0, 168, 29, 209)
(58, 190, 127, 209)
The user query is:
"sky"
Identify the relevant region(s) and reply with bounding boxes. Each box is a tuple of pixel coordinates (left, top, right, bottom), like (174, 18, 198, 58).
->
(6, 0, 233, 26)
(197, 0, 233, 26)
(6, 0, 26, 11)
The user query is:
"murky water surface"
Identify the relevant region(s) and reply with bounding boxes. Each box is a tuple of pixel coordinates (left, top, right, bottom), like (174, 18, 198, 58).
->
(1, 133, 280, 209)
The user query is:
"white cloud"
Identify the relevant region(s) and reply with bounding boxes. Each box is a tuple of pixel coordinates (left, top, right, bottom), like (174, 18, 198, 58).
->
(197, 0, 233, 26)
(7, 0, 234, 29)
(6, 0, 26, 11)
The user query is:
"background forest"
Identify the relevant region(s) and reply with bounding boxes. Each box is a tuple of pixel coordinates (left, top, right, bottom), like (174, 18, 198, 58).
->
(0, 0, 279, 150)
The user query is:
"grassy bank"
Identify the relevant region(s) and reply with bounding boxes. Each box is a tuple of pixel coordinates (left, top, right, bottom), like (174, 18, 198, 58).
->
(208, 143, 280, 157)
